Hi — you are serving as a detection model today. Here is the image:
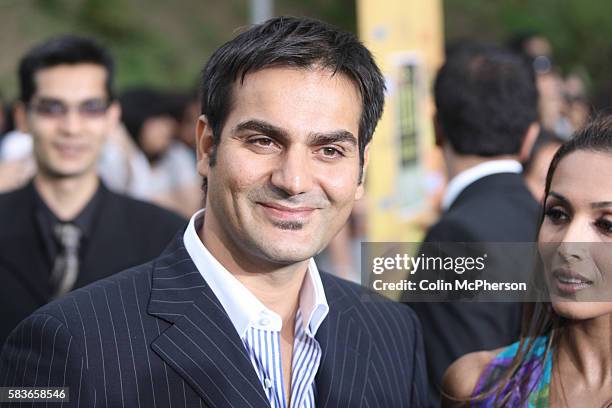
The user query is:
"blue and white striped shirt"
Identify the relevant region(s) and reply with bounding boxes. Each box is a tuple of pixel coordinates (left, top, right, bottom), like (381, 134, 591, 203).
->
(244, 309, 323, 407)
(184, 210, 329, 408)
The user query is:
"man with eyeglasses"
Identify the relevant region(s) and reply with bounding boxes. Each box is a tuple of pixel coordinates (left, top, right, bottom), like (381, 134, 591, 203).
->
(0, 35, 185, 346)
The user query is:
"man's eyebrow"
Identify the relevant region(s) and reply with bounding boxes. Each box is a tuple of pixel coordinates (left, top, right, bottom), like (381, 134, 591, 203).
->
(234, 119, 289, 141)
(308, 131, 357, 148)
(34, 96, 63, 103)
(34, 96, 107, 104)
(233, 119, 357, 148)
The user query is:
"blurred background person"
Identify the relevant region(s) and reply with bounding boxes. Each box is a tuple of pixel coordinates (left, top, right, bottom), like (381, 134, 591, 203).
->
(0, 35, 185, 346)
(0, 99, 36, 192)
(104, 87, 200, 217)
(509, 31, 592, 140)
(538, 69, 573, 138)
(176, 88, 200, 152)
(522, 129, 564, 203)
(563, 72, 591, 131)
(443, 115, 612, 407)
(403, 42, 541, 406)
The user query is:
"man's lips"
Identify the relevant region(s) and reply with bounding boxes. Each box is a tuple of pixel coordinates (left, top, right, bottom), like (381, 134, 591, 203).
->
(551, 268, 594, 295)
(54, 143, 87, 157)
(257, 202, 316, 221)
(259, 202, 316, 212)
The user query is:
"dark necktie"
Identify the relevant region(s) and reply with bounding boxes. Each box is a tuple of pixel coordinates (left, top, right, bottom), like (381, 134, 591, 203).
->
(50, 223, 81, 298)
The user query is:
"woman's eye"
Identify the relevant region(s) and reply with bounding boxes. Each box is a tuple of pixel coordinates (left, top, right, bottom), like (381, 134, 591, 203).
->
(595, 218, 612, 234)
(545, 207, 568, 224)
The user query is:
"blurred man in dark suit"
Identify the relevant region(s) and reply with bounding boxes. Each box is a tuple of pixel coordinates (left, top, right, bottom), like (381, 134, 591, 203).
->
(1, 18, 427, 407)
(0, 35, 185, 345)
(403, 43, 541, 406)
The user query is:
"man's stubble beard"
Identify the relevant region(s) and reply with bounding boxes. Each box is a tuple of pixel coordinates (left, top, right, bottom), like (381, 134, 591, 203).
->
(270, 220, 304, 230)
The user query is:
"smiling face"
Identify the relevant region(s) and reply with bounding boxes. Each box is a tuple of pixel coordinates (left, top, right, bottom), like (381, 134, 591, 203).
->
(197, 67, 365, 270)
(22, 63, 119, 180)
(538, 150, 612, 319)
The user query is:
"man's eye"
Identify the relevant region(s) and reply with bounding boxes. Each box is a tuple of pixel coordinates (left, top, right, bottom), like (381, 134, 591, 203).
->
(35, 102, 66, 116)
(248, 137, 275, 147)
(545, 207, 568, 224)
(80, 100, 109, 115)
(320, 147, 343, 158)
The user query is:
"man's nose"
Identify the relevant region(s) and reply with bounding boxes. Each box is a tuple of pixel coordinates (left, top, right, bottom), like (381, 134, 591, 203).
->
(270, 147, 314, 196)
(58, 110, 83, 136)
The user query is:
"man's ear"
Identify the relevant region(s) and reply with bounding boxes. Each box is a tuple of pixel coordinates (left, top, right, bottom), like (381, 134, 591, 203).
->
(519, 122, 540, 163)
(106, 101, 121, 127)
(196, 115, 215, 178)
(433, 113, 445, 147)
(13, 102, 29, 133)
(355, 143, 371, 200)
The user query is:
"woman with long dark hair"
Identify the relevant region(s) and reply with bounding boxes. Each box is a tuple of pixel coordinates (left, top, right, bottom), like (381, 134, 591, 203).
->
(442, 115, 612, 407)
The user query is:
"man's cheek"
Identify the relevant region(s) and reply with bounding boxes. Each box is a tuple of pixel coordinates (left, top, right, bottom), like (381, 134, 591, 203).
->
(324, 179, 359, 203)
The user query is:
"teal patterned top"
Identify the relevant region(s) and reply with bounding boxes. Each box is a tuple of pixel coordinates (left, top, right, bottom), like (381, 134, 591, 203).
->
(472, 336, 552, 407)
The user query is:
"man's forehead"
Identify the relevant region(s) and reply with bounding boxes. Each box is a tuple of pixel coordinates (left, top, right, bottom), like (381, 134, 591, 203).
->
(236, 65, 359, 91)
(33, 63, 108, 100)
(230, 66, 362, 115)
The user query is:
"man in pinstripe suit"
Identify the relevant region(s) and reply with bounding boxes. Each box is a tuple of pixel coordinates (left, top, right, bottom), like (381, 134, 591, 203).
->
(1, 17, 428, 407)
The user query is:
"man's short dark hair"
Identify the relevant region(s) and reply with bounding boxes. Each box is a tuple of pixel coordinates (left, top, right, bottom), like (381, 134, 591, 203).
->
(200, 16, 385, 175)
(18, 34, 115, 103)
(119, 87, 177, 144)
(434, 43, 538, 156)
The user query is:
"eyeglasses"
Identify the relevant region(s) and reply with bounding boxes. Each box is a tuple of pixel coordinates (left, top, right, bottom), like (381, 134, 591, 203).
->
(29, 98, 110, 118)
(532, 55, 552, 74)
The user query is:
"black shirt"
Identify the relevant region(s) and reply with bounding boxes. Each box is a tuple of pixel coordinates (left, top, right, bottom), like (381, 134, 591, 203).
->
(33, 181, 106, 274)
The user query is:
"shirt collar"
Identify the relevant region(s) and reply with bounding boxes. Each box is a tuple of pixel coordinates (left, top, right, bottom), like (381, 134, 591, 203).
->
(33, 179, 106, 239)
(32, 179, 106, 264)
(441, 159, 523, 211)
(183, 209, 329, 339)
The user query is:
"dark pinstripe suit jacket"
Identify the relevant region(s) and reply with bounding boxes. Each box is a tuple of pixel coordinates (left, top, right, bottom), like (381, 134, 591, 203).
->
(1, 234, 427, 407)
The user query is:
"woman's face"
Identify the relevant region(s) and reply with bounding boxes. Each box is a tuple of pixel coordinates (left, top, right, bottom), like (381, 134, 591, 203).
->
(538, 150, 612, 319)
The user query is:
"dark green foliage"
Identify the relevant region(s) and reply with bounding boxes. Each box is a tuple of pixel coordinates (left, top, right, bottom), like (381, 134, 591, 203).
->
(1, 0, 610, 100)
(445, 0, 612, 97)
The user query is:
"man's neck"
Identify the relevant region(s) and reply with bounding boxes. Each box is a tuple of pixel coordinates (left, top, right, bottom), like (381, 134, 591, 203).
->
(33, 172, 99, 221)
(235, 264, 306, 324)
(199, 219, 308, 324)
(443, 147, 520, 180)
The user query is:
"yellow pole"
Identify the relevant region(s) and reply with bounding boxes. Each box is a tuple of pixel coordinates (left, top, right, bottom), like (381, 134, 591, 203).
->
(357, 0, 445, 242)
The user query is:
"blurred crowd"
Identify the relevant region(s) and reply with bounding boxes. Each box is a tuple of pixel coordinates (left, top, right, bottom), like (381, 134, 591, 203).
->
(508, 32, 591, 201)
(0, 31, 604, 275)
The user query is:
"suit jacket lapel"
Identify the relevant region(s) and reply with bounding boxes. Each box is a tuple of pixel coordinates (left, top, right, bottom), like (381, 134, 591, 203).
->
(315, 274, 372, 408)
(148, 237, 270, 408)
